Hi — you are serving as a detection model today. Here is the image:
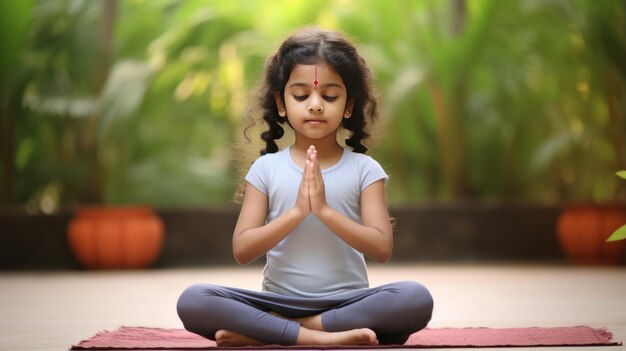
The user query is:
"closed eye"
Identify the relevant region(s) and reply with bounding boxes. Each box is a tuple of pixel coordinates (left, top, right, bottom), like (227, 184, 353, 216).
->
(292, 95, 338, 102)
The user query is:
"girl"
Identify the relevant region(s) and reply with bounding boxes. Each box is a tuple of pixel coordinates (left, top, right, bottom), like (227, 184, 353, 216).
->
(177, 28, 433, 346)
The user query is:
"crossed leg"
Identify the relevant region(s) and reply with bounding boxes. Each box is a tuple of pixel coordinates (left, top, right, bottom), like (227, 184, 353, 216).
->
(177, 282, 432, 346)
(215, 314, 378, 346)
(215, 328, 378, 346)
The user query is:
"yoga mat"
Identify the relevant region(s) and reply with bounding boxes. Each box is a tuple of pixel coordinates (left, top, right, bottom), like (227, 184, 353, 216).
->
(70, 326, 621, 349)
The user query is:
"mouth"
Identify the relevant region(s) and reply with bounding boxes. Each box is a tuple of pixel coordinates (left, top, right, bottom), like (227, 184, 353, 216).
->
(305, 119, 325, 124)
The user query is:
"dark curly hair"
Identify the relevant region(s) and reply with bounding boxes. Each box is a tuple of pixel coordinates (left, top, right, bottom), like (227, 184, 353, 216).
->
(246, 28, 380, 155)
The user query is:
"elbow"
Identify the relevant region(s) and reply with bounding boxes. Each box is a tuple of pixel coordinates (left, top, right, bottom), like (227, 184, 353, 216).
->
(371, 237, 393, 263)
(232, 231, 265, 265)
(372, 249, 392, 263)
(235, 257, 252, 265)
(232, 234, 254, 265)
(232, 240, 247, 265)
(370, 231, 393, 263)
(232, 247, 254, 265)
(233, 241, 262, 265)
(369, 243, 392, 263)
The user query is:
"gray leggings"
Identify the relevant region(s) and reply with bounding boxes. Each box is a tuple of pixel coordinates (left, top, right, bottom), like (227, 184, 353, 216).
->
(177, 281, 433, 345)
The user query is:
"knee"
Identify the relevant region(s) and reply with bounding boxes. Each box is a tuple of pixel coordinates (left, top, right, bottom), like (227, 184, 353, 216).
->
(395, 281, 434, 325)
(176, 284, 223, 332)
(177, 284, 203, 323)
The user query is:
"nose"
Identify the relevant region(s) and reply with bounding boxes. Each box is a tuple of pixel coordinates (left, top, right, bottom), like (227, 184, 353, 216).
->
(308, 96, 323, 113)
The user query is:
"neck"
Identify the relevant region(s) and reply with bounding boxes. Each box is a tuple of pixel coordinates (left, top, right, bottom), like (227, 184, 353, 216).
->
(291, 134, 344, 168)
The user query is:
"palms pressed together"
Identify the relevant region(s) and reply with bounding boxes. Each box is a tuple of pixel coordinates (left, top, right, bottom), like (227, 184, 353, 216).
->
(296, 145, 328, 218)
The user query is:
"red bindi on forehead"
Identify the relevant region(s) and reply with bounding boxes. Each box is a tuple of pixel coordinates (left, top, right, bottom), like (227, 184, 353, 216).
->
(314, 65, 319, 90)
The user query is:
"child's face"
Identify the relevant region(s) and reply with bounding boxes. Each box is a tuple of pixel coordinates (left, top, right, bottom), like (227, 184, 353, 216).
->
(275, 62, 353, 142)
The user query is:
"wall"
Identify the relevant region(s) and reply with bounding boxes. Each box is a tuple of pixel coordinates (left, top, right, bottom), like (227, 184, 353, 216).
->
(0, 204, 564, 270)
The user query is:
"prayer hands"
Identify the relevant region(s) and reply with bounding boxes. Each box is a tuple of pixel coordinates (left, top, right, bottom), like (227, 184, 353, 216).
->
(295, 145, 328, 218)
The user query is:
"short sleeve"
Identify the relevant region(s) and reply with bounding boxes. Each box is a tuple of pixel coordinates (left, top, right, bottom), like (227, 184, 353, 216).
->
(360, 157, 389, 191)
(244, 157, 268, 195)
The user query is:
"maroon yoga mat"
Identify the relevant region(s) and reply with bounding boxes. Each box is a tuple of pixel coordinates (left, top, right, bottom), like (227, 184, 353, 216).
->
(70, 326, 621, 349)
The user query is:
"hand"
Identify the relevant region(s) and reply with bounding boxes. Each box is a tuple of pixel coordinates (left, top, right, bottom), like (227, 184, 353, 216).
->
(294, 146, 314, 218)
(306, 146, 328, 216)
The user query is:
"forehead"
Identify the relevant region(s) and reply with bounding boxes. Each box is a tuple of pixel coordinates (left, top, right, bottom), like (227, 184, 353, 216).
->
(287, 63, 344, 87)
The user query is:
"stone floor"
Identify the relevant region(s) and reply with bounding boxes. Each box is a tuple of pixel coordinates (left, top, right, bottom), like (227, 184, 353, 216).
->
(0, 263, 624, 351)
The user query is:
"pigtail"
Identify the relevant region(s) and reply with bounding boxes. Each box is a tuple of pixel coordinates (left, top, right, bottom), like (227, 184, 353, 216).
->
(253, 52, 290, 156)
(343, 114, 369, 154)
(341, 52, 380, 154)
(260, 114, 285, 155)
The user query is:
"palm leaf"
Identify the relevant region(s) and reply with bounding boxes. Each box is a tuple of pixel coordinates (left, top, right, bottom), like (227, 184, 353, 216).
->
(606, 224, 626, 242)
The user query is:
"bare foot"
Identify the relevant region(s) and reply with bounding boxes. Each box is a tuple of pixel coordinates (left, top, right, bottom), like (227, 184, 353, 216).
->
(298, 327, 379, 346)
(215, 329, 266, 347)
(270, 312, 378, 346)
(216, 327, 378, 346)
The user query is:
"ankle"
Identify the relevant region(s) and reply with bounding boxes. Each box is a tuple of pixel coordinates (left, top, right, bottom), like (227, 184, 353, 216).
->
(297, 314, 324, 331)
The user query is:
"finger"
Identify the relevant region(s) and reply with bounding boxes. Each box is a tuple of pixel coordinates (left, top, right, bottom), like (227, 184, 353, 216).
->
(308, 153, 321, 192)
(309, 151, 317, 174)
(308, 145, 315, 158)
(311, 151, 320, 171)
(310, 151, 322, 181)
(301, 160, 309, 201)
(311, 159, 319, 189)
(304, 159, 311, 183)
(304, 158, 311, 190)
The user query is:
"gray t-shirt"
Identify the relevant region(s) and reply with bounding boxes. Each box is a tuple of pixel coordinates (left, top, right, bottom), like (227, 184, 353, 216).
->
(245, 146, 388, 298)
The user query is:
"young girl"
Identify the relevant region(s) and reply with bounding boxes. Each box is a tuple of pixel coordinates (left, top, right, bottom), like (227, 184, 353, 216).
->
(177, 28, 433, 346)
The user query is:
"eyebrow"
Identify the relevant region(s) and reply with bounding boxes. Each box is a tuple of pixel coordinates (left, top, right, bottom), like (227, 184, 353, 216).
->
(288, 82, 343, 89)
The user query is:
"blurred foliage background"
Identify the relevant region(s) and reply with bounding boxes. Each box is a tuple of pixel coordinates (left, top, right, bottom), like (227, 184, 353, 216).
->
(1, 0, 625, 212)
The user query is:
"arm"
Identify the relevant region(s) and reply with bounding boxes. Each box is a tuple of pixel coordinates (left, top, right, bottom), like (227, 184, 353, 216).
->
(307, 152, 393, 263)
(232, 178, 310, 265)
(316, 181, 393, 263)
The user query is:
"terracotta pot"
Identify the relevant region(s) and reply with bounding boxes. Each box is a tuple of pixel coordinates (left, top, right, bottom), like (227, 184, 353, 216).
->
(557, 204, 626, 265)
(67, 206, 164, 269)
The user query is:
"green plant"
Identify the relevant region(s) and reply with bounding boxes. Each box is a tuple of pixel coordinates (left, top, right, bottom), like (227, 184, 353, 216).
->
(15, 0, 152, 208)
(606, 170, 626, 242)
(1, 0, 33, 204)
(5, 0, 626, 210)
(337, 0, 626, 204)
(7, 0, 255, 210)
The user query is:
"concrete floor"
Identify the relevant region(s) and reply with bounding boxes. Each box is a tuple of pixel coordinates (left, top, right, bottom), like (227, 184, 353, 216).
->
(0, 264, 624, 351)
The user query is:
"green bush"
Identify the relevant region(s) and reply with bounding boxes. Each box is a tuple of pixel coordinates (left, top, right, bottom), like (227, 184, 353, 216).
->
(2, 0, 625, 211)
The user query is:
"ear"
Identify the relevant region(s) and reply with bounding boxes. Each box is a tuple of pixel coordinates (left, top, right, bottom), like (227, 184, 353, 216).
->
(344, 99, 355, 118)
(274, 91, 286, 117)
